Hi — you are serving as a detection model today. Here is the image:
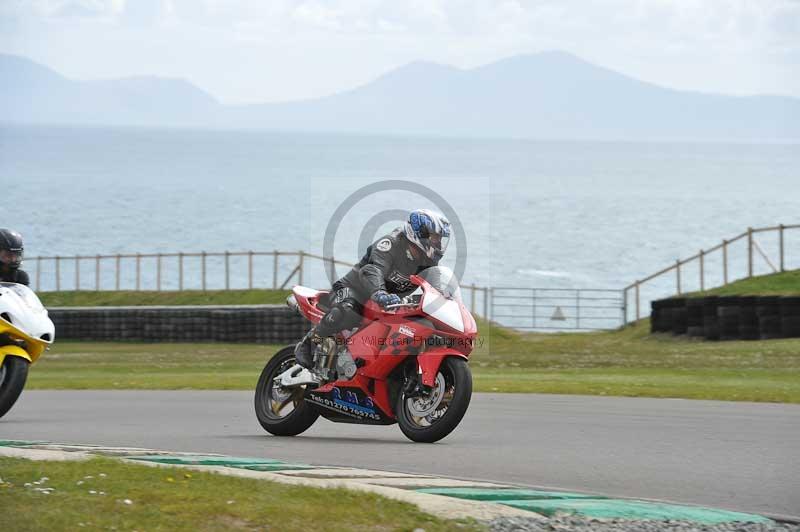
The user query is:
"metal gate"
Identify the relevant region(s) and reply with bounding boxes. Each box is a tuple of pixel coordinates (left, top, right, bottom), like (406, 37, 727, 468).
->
(490, 287, 625, 331)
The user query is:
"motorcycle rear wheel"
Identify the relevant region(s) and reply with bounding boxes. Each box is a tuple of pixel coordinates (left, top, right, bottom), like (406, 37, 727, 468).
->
(254, 346, 319, 436)
(0, 356, 29, 419)
(397, 357, 472, 443)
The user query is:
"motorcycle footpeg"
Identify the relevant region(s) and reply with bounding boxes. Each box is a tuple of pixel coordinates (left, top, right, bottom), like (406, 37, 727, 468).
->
(274, 364, 321, 387)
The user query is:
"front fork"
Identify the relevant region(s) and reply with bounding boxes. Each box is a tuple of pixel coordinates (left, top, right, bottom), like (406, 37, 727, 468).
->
(402, 359, 433, 398)
(417, 351, 465, 388)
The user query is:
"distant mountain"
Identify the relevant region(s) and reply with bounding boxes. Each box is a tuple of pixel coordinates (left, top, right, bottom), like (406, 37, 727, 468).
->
(0, 54, 218, 126)
(2, 52, 799, 140)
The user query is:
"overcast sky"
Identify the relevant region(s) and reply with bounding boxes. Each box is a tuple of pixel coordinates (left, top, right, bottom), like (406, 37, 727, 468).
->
(1, 0, 798, 104)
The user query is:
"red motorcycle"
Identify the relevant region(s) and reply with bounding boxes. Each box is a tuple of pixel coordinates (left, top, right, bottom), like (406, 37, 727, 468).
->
(255, 266, 476, 443)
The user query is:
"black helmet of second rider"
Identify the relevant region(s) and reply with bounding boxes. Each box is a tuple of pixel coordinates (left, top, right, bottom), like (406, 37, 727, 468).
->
(0, 229, 29, 285)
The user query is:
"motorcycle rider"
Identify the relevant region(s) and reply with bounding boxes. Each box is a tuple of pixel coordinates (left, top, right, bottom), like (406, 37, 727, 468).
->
(294, 209, 451, 369)
(0, 229, 29, 286)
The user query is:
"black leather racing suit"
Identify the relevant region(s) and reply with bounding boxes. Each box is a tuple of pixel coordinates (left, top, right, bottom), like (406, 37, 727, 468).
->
(0, 268, 30, 286)
(314, 228, 438, 337)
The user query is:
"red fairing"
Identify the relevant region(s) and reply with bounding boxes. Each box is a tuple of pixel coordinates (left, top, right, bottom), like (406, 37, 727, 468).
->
(289, 274, 477, 422)
(291, 287, 328, 324)
(462, 305, 477, 335)
(418, 348, 468, 387)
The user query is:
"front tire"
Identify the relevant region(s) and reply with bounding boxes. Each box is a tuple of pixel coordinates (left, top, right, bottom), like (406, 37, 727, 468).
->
(0, 356, 29, 419)
(254, 346, 319, 436)
(397, 357, 472, 443)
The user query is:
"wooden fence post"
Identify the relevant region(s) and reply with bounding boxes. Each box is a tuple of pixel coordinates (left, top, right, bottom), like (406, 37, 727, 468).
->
(779, 224, 785, 272)
(699, 249, 705, 291)
(722, 239, 728, 285)
(635, 282, 640, 321)
(482, 287, 488, 319)
(201, 251, 207, 291)
(622, 287, 628, 327)
(55, 256, 61, 291)
(157, 253, 162, 291)
(273, 251, 278, 289)
(248, 251, 253, 289)
(298, 251, 304, 286)
(225, 251, 230, 290)
(470, 284, 476, 313)
(747, 227, 754, 278)
(135, 253, 141, 290)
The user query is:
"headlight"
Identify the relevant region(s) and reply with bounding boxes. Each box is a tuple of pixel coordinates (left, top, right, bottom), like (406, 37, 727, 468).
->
(286, 295, 299, 313)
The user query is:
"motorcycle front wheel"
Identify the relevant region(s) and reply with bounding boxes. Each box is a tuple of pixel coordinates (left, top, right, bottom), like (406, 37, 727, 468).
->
(397, 357, 472, 443)
(254, 346, 319, 436)
(0, 356, 29, 419)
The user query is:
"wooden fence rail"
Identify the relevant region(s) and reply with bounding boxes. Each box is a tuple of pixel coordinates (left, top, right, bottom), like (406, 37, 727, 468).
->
(26, 222, 798, 328)
(624, 223, 800, 324)
(26, 250, 492, 319)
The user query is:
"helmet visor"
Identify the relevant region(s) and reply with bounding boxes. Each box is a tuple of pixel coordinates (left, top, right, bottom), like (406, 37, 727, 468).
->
(424, 232, 450, 259)
(0, 249, 22, 268)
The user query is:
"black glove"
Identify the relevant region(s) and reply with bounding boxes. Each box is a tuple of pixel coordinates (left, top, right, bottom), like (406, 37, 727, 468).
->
(371, 290, 401, 308)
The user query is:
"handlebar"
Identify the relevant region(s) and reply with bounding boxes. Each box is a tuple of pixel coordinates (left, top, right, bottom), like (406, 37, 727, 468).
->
(383, 302, 419, 310)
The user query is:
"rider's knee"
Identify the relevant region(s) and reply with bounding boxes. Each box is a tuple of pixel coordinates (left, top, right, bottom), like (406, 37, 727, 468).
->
(318, 299, 362, 336)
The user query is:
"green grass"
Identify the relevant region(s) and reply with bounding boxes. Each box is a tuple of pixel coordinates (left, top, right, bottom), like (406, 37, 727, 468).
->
(685, 269, 800, 297)
(0, 456, 481, 532)
(468, 318, 800, 402)
(25, 320, 800, 402)
(24, 272, 800, 402)
(27, 342, 280, 390)
(39, 289, 292, 307)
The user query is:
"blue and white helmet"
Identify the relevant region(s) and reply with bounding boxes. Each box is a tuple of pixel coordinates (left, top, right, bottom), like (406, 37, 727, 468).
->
(404, 209, 451, 261)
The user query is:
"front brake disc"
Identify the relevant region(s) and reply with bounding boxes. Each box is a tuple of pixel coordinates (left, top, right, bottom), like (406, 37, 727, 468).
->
(406, 373, 446, 417)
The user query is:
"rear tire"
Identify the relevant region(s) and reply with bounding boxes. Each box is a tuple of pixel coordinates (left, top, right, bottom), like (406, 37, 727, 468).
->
(254, 346, 319, 436)
(397, 357, 472, 443)
(0, 356, 29, 419)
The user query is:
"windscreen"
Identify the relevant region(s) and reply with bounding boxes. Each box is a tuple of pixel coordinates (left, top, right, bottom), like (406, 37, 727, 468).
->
(417, 266, 462, 303)
(0, 282, 45, 312)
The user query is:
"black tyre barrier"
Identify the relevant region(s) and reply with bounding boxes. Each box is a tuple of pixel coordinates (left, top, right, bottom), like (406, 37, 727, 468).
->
(49, 305, 310, 344)
(702, 296, 720, 341)
(717, 296, 741, 341)
(658, 300, 674, 333)
(756, 296, 782, 340)
(780, 296, 800, 338)
(651, 295, 800, 341)
(651, 299, 669, 333)
(650, 298, 677, 334)
(738, 296, 759, 341)
(670, 298, 688, 335)
(660, 303, 673, 333)
(686, 298, 705, 337)
(652, 298, 685, 334)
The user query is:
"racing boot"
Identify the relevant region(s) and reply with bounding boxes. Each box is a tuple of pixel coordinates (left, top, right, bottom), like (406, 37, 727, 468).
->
(294, 328, 322, 369)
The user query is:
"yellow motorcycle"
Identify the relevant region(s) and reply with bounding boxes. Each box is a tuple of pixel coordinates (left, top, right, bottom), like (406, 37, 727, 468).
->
(0, 282, 54, 419)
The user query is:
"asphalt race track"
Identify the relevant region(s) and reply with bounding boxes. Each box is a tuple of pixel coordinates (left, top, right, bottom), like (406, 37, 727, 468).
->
(2, 391, 798, 519)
